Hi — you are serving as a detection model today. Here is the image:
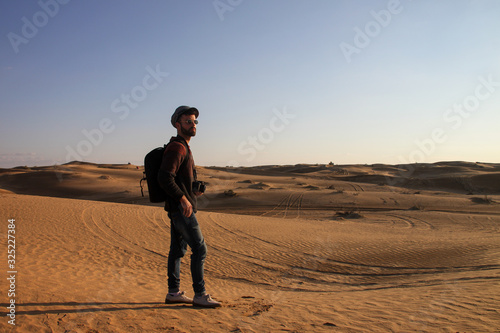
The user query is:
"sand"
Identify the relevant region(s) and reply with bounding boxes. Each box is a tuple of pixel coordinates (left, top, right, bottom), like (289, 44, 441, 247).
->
(0, 161, 499, 332)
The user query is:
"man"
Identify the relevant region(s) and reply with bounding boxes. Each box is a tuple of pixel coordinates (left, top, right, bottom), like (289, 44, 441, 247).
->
(158, 105, 221, 308)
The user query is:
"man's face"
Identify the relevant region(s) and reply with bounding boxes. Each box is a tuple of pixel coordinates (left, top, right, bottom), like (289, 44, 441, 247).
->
(177, 114, 197, 137)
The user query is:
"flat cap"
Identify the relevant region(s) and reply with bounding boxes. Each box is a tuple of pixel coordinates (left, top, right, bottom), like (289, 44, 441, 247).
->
(171, 106, 199, 127)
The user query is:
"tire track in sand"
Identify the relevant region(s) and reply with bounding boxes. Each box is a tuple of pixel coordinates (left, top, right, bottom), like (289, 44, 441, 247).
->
(81, 204, 168, 259)
(261, 192, 305, 218)
(387, 214, 435, 230)
(205, 212, 500, 291)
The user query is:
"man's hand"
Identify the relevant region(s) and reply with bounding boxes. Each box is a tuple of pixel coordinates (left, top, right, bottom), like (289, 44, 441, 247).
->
(180, 195, 193, 218)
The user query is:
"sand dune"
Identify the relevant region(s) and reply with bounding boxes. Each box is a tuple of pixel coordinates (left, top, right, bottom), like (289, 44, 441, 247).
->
(1, 161, 499, 332)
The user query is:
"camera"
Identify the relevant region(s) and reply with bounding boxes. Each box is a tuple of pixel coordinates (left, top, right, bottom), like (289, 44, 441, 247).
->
(192, 181, 206, 194)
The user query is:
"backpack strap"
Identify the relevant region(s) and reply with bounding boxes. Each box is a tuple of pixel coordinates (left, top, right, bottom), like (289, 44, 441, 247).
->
(140, 172, 146, 197)
(171, 137, 197, 181)
(166, 137, 190, 169)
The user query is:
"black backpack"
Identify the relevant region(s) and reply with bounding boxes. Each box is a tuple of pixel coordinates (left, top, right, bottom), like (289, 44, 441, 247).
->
(140, 139, 188, 203)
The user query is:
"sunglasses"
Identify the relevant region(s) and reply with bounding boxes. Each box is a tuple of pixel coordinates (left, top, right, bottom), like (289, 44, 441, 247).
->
(179, 120, 198, 125)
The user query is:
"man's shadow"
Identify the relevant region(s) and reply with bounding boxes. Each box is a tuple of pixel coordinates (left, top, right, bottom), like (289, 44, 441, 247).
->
(1, 302, 194, 316)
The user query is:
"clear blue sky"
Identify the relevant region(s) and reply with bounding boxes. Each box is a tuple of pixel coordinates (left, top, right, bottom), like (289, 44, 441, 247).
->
(1, 0, 499, 168)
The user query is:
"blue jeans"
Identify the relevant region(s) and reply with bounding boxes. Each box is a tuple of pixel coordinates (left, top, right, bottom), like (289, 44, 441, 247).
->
(167, 210, 207, 295)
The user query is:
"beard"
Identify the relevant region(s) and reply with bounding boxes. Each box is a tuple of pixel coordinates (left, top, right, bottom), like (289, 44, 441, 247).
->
(181, 126, 196, 137)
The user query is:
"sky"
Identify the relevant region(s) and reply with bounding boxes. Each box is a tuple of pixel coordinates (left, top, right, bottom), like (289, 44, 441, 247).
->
(1, 0, 499, 168)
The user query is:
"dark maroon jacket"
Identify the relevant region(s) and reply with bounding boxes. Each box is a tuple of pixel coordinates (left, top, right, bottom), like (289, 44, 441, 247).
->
(158, 136, 197, 214)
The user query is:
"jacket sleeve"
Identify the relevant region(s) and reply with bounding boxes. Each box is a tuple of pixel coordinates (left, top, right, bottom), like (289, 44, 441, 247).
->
(158, 142, 186, 201)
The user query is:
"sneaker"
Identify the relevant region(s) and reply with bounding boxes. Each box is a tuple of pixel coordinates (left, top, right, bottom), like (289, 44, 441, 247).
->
(165, 291, 193, 304)
(193, 294, 222, 308)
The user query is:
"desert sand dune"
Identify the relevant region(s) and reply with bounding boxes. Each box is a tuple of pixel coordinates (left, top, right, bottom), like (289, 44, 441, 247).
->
(0, 162, 499, 332)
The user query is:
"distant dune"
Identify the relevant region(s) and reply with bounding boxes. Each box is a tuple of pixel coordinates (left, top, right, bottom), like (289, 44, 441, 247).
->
(1, 161, 499, 332)
(1, 161, 499, 204)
